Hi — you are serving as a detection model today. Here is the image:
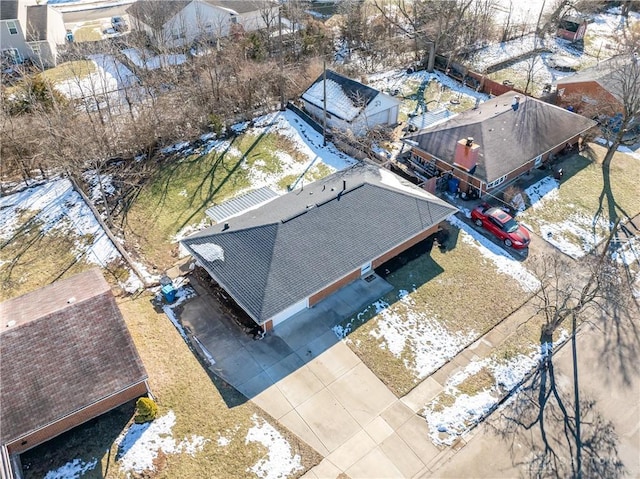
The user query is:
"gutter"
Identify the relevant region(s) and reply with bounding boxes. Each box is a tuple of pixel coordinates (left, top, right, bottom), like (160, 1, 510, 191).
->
(5, 379, 149, 452)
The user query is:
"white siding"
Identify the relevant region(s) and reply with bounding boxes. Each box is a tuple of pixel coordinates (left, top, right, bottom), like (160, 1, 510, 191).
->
(268, 297, 309, 328)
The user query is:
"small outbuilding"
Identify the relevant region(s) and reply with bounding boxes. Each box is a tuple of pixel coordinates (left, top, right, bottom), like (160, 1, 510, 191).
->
(301, 70, 401, 136)
(556, 15, 588, 43)
(182, 164, 457, 331)
(0, 269, 149, 474)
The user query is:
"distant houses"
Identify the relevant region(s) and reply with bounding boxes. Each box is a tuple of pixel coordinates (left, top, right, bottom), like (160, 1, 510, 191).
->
(0, 0, 67, 68)
(301, 70, 401, 136)
(127, 0, 279, 49)
(0, 270, 149, 477)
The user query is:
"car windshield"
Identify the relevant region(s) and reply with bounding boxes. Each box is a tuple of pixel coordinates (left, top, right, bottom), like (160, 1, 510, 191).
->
(503, 219, 519, 233)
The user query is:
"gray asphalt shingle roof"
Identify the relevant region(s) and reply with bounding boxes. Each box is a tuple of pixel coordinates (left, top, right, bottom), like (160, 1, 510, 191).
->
(405, 91, 597, 183)
(183, 164, 456, 323)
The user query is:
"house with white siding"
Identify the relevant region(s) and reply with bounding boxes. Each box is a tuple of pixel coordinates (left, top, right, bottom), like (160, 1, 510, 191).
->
(301, 70, 401, 136)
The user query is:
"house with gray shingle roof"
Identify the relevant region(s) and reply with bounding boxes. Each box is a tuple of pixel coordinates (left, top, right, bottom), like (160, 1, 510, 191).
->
(0, 269, 149, 474)
(182, 164, 457, 330)
(403, 91, 596, 196)
(1, 0, 67, 69)
(127, 0, 278, 49)
(301, 70, 402, 136)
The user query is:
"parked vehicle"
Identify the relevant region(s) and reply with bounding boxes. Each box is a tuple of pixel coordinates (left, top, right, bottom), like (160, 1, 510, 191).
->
(111, 16, 128, 33)
(470, 203, 530, 249)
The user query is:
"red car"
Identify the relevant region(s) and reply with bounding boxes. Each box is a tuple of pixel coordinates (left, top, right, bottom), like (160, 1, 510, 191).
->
(470, 203, 531, 249)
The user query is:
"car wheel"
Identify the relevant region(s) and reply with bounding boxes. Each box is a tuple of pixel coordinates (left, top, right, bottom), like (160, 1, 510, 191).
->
(474, 219, 483, 227)
(504, 238, 513, 247)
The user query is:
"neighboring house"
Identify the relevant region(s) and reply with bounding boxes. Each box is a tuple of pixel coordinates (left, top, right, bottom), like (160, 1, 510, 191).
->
(127, 0, 278, 49)
(301, 70, 402, 136)
(0, 0, 67, 68)
(182, 164, 457, 331)
(556, 15, 588, 42)
(0, 269, 149, 476)
(404, 91, 596, 196)
(555, 56, 635, 119)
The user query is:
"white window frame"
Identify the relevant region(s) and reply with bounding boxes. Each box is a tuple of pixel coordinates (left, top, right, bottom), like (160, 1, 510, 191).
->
(29, 43, 41, 56)
(2, 48, 22, 64)
(487, 175, 507, 189)
(360, 262, 372, 276)
(7, 20, 18, 35)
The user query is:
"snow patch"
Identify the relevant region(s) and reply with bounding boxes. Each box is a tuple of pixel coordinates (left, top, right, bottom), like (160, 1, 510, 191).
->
(424, 330, 569, 445)
(44, 458, 98, 479)
(245, 414, 303, 479)
(448, 215, 539, 292)
(116, 410, 208, 475)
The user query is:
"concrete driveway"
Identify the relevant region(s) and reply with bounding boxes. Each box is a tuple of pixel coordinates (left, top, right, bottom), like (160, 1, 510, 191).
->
(180, 274, 448, 477)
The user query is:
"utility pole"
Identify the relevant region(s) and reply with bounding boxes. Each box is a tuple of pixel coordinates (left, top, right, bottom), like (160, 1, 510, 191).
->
(278, 6, 284, 110)
(323, 59, 328, 146)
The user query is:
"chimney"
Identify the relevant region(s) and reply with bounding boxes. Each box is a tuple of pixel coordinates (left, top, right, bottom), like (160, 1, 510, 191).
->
(222, 223, 229, 231)
(453, 138, 480, 173)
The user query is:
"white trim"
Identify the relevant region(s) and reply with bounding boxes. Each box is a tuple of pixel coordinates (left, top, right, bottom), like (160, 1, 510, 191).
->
(360, 262, 372, 275)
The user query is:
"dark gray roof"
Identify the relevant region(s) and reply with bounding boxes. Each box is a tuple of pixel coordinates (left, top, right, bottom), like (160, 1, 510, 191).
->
(183, 164, 457, 323)
(556, 56, 637, 105)
(0, 270, 148, 445)
(206, 186, 278, 223)
(0, 0, 18, 20)
(405, 91, 597, 183)
(26, 5, 47, 42)
(127, 0, 191, 26)
(206, 0, 272, 14)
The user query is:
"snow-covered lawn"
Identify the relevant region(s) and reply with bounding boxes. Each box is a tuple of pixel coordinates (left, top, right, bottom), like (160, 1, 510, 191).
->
(54, 54, 142, 112)
(245, 415, 303, 479)
(423, 330, 568, 446)
(517, 175, 610, 259)
(122, 48, 187, 70)
(115, 411, 208, 475)
(44, 458, 97, 479)
(335, 215, 537, 394)
(0, 177, 146, 293)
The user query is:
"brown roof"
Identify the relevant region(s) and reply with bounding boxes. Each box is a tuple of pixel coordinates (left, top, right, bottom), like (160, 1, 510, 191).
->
(25, 5, 48, 42)
(0, 269, 148, 445)
(0, 0, 18, 21)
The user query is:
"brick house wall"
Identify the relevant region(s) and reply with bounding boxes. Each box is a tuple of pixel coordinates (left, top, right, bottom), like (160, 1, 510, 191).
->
(6, 381, 149, 454)
(557, 81, 622, 115)
(308, 269, 361, 307)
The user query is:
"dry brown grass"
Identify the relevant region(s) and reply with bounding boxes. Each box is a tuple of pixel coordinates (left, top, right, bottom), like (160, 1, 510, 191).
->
(340, 228, 530, 396)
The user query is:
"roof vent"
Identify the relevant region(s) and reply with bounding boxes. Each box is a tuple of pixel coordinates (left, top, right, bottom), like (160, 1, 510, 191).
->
(6, 320, 16, 328)
(465, 137, 474, 147)
(67, 297, 76, 304)
(512, 95, 521, 111)
(222, 223, 229, 231)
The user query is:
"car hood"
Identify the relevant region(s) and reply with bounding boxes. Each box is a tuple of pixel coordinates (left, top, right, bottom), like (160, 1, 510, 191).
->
(512, 226, 530, 242)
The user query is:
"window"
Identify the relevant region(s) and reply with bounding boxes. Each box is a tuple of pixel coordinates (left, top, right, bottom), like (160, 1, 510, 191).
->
(2, 48, 22, 65)
(172, 30, 186, 40)
(230, 15, 238, 24)
(486, 175, 506, 189)
(7, 20, 18, 35)
(30, 43, 40, 56)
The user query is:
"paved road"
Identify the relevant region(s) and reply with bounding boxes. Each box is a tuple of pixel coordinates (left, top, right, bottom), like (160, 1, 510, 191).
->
(62, 5, 129, 24)
(431, 319, 640, 478)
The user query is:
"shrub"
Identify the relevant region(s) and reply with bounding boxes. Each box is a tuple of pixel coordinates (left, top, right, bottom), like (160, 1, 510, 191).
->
(503, 185, 528, 212)
(134, 397, 158, 424)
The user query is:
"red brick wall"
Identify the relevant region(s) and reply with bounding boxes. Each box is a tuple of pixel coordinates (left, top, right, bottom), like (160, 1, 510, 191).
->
(7, 382, 149, 454)
(557, 81, 622, 114)
(308, 269, 361, 307)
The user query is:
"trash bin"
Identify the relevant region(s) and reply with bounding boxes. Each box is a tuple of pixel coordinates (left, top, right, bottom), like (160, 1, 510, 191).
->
(161, 284, 176, 303)
(447, 177, 460, 194)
